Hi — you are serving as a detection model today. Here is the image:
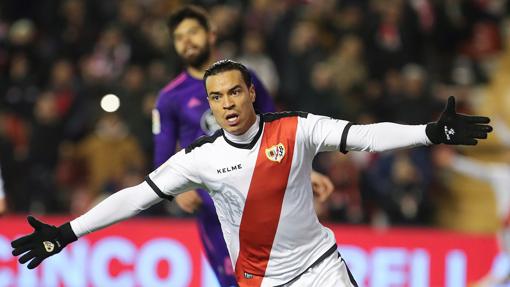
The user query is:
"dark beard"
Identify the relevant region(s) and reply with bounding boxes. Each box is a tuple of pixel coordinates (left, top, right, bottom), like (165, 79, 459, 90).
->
(184, 44, 211, 69)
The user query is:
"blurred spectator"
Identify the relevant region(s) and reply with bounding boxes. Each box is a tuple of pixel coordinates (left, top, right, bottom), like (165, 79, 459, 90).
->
(237, 29, 279, 95)
(139, 16, 172, 61)
(393, 64, 437, 124)
(307, 62, 337, 117)
(77, 54, 111, 106)
(280, 19, 324, 112)
(115, 64, 154, 157)
(432, 0, 505, 82)
(54, 0, 97, 60)
(0, 110, 25, 211)
(362, 80, 394, 122)
(26, 92, 64, 213)
(334, 2, 365, 37)
(244, 0, 289, 35)
(209, 5, 243, 44)
(116, 65, 146, 135)
(47, 58, 88, 139)
(146, 60, 171, 91)
(365, 0, 421, 79)
(328, 34, 367, 95)
(324, 34, 367, 118)
(7, 18, 36, 54)
(55, 141, 87, 215)
(364, 148, 433, 226)
(3, 53, 38, 119)
(117, 0, 159, 65)
(88, 25, 131, 81)
(73, 113, 145, 202)
(316, 152, 363, 223)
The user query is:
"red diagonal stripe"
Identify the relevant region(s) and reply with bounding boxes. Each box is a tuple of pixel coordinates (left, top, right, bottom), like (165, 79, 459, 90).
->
(235, 116, 298, 286)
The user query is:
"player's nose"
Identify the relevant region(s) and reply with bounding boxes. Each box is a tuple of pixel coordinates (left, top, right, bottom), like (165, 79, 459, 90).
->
(222, 96, 235, 109)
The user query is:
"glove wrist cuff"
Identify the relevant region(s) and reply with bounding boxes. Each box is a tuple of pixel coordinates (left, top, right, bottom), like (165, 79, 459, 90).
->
(425, 123, 442, 144)
(58, 222, 78, 246)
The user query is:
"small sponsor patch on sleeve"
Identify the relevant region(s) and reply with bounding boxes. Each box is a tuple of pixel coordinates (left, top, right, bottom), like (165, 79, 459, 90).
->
(152, 109, 161, 135)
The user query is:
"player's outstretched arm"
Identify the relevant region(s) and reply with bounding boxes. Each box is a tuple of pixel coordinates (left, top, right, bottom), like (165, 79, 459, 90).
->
(11, 181, 163, 269)
(343, 96, 493, 153)
(425, 96, 493, 145)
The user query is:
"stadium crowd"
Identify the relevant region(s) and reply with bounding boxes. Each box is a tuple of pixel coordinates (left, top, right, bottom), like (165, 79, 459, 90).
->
(0, 0, 509, 232)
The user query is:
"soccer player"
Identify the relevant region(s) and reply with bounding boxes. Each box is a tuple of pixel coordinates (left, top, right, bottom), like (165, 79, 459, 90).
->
(156, 6, 332, 286)
(12, 60, 493, 286)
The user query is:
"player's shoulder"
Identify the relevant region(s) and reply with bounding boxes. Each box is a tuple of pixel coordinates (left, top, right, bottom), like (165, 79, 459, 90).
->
(261, 111, 309, 122)
(156, 72, 192, 110)
(185, 129, 223, 154)
(158, 72, 189, 98)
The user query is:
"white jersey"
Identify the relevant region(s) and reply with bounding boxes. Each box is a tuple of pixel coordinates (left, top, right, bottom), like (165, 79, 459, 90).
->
(148, 112, 345, 285)
(146, 112, 429, 286)
(71, 112, 430, 287)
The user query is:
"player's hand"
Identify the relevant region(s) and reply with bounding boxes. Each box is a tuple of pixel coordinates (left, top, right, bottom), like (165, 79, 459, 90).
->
(426, 96, 493, 145)
(175, 190, 203, 213)
(310, 170, 334, 203)
(11, 216, 77, 269)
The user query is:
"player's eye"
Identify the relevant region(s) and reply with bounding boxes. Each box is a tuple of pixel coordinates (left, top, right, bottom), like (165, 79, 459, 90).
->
(211, 95, 220, 101)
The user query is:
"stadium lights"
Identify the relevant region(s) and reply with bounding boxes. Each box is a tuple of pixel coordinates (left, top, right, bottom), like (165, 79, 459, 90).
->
(100, 94, 120, 113)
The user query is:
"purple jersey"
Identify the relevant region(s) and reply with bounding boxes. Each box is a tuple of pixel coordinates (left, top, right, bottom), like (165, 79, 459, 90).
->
(153, 70, 275, 286)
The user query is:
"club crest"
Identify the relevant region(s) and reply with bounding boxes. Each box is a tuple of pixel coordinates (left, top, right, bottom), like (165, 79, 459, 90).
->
(265, 143, 285, 163)
(43, 241, 55, 253)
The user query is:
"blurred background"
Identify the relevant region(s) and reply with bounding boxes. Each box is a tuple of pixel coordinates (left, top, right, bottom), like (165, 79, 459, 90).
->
(1, 0, 510, 286)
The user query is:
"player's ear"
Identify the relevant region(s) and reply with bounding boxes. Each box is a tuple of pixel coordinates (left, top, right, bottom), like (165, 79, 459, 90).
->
(249, 84, 256, 103)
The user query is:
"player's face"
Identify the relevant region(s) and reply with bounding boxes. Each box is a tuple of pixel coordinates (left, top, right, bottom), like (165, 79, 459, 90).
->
(173, 18, 214, 68)
(206, 70, 256, 135)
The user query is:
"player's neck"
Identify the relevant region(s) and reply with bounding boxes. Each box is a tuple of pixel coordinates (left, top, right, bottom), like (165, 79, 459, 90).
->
(223, 115, 260, 144)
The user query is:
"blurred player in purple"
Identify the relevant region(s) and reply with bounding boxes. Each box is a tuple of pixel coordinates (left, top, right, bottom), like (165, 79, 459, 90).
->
(154, 6, 333, 286)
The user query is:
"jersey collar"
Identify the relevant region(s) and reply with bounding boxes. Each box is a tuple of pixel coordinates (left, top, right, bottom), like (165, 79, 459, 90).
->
(222, 115, 264, 149)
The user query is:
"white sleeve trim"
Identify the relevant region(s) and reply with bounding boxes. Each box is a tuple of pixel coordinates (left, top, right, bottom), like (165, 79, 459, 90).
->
(346, 123, 432, 152)
(303, 114, 349, 154)
(70, 181, 162, 238)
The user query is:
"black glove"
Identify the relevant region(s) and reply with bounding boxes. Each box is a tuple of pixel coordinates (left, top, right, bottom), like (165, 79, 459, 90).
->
(426, 96, 493, 145)
(11, 216, 77, 269)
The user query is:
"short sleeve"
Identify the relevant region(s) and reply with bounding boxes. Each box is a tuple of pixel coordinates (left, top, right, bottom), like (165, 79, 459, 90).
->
(145, 149, 204, 200)
(300, 114, 351, 155)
